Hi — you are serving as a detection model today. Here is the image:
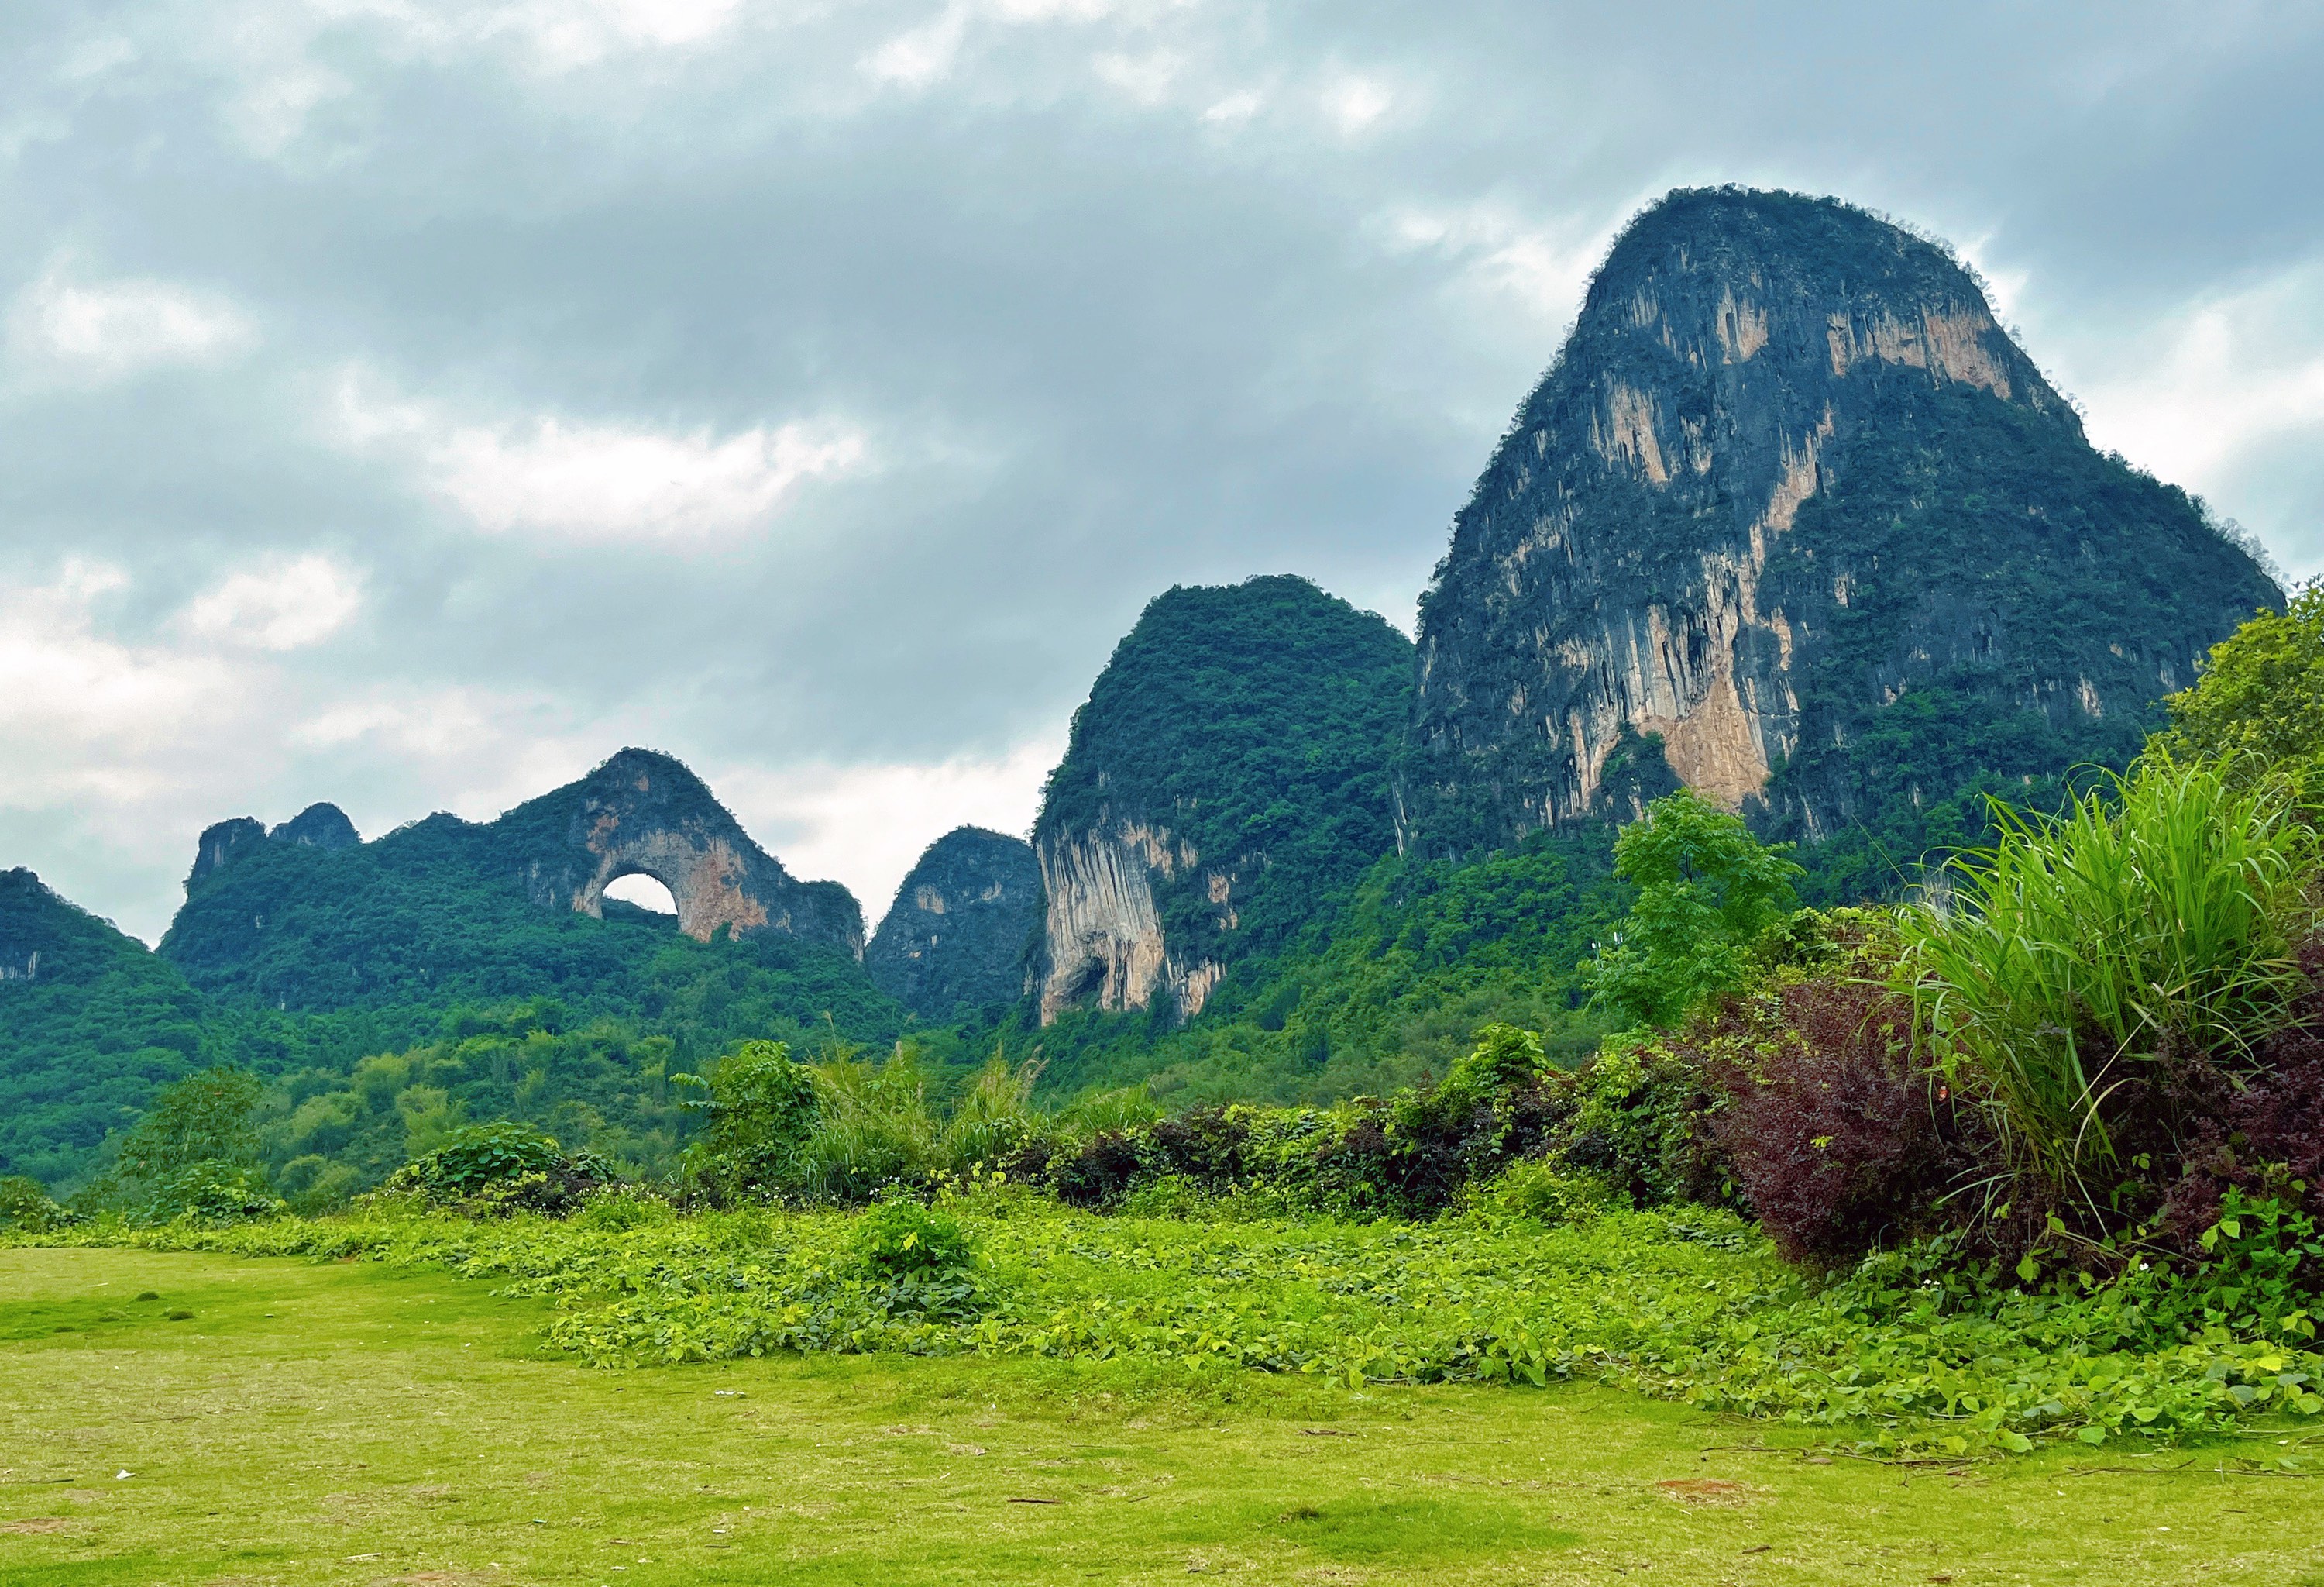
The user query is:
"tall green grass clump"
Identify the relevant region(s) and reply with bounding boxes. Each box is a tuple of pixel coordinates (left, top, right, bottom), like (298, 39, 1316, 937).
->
(1901, 756, 2320, 1216)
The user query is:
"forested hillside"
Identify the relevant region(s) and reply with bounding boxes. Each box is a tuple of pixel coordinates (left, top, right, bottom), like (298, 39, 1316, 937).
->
(0, 871, 211, 1185)
(1033, 576, 1413, 1023)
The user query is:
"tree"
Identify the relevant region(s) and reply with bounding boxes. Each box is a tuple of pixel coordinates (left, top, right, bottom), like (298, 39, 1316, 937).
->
(674, 1039, 820, 1201)
(113, 1066, 262, 1183)
(2157, 583, 2324, 790)
(1587, 791, 1803, 1029)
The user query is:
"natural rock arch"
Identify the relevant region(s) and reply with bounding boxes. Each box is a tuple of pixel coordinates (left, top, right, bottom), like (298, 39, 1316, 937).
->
(526, 748, 865, 955)
(569, 834, 772, 942)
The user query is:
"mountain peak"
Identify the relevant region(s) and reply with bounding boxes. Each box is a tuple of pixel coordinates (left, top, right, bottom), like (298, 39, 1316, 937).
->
(1402, 187, 2276, 863)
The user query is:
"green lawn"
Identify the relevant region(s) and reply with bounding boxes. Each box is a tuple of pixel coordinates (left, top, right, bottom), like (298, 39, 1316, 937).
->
(2, 1248, 2321, 1586)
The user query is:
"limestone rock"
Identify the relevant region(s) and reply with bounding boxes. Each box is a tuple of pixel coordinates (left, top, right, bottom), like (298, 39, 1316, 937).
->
(0, 869, 50, 983)
(169, 749, 864, 982)
(272, 803, 359, 852)
(500, 748, 864, 955)
(187, 818, 270, 886)
(1401, 187, 2280, 859)
(187, 804, 361, 887)
(865, 826, 1041, 1017)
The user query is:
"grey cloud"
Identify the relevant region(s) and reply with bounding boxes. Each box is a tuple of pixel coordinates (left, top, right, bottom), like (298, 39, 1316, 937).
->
(2, 0, 2319, 941)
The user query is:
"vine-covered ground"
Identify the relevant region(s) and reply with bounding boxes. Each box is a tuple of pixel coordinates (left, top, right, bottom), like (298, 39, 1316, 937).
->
(22, 1193, 2324, 1460)
(8, 1246, 2324, 1587)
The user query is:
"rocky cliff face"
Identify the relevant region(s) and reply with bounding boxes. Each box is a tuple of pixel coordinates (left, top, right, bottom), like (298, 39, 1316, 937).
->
(865, 826, 1041, 1017)
(503, 749, 863, 955)
(1033, 576, 1411, 1024)
(190, 803, 360, 886)
(0, 869, 50, 982)
(1401, 187, 2281, 860)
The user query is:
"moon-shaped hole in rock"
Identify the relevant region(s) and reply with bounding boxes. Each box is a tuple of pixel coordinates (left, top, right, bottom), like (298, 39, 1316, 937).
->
(603, 872, 678, 916)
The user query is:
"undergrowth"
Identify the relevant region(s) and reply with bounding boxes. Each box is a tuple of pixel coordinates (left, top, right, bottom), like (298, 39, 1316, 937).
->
(19, 1189, 2320, 1461)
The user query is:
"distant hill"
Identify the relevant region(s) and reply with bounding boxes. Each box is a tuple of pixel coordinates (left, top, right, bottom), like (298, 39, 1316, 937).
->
(1, 753, 916, 1190)
(0, 869, 209, 1184)
(163, 748, 868, 1012)
(867, 827, 1041, 1021)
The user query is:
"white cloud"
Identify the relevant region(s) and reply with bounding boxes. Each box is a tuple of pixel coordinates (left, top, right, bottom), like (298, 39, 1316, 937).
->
(201, 0, 756, 157)
(2075, 265, 2324, 482)
(435, 417, 868, 541)
(1093, 49, 1181, 106)
(1373, 200, 1606, 328)
(6, 260, 255, 384)
(1200, 88, 1263, 127)
(332, 374, 870, 542)
(281, 0, 749, 71)
(713, 734, 1064, 928)
(0, 562, 241, 812)
(863, 0, 1141, 90)
(864, 3, 972, 87)
(295, 686, 527, 757)
(1319, 71, 1396, 137)
(180, 556, 366, 652)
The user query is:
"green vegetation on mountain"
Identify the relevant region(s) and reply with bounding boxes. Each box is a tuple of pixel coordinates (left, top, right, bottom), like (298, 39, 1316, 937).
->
(2156, 579, 2324, 790)
(1025, 822, 1629, 1103)
(1038, 575, 1412, 972)
(1404, 188, 2277, 871)
(0, 872, 211, 1186)
(5, 829, 908, 1193)
(161, 812, 896, 1036)
(1756, 381, 2273, 895)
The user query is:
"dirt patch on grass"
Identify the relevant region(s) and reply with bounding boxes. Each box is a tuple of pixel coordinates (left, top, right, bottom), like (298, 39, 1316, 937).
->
(2, 1517, 81, 1534)
(1655, 1478, 1754, 1506)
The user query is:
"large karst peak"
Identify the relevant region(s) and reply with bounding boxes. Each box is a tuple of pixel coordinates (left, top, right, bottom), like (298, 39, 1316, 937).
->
(1401, 186, 2278, 862)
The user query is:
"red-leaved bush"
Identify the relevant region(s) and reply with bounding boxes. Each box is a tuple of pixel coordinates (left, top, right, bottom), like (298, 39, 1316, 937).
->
(2157, 942, 2324, 1251)
(1692, 974, 1980, 1265)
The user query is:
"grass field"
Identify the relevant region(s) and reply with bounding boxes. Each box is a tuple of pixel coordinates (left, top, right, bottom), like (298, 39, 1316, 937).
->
(5, 1248, 2324, 1585)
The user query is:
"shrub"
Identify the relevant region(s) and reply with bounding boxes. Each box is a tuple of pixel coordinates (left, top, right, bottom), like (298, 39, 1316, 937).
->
(2157, 942, 2324, 1251)
(938, 1055, 1051, 1172)
(0, 1174, 65, 1231)
(1587, 790, 1803, 1030)
(1438, 1023, 1551, 1112)
(140, 1161, 280, 1226)
(1470, 1158, 1623, 1225)
(850, 1199, 982, 1318)
(114, 1067, 263, 1184)
(1054, 1086, 1163, 1143)
(1698, 970, 1975, 1265)
(276, 1154, 365, 1215)
(1901, 756, 2322, 1225)
(2157, 581, 2324, 792)
(790, 1054, 937, 1201)
(388, 1121, 609, 1215)
(674, 1040, 820, 1203)
(577, 1184, 676, 1231)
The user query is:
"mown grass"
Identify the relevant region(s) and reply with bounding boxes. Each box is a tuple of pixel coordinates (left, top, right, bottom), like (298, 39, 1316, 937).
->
(7, 1248, 2324, 1586)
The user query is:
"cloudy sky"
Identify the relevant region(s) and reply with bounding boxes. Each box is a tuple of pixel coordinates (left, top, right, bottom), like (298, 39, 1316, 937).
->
(5, 0, 2321, 943)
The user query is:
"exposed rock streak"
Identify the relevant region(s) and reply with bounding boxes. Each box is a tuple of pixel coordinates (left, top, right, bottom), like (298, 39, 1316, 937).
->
(1037, 823, 1222, 1024)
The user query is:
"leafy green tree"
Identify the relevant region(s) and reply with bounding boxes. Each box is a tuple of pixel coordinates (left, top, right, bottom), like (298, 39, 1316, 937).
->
(674, 1039, 820, 1201)
(2157, 582, 2324, 790)
(1588, 792, 1803, 1029)
(114, 1066, 262, 1183)
(0, 1174, 65, 1231)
